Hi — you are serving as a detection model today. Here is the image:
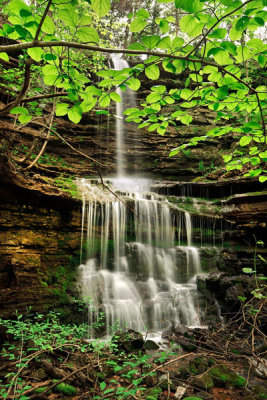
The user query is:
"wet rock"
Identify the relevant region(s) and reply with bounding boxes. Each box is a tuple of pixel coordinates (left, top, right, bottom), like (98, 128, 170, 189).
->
(144, 339, 159, 351)
(111, 329, 144, 353)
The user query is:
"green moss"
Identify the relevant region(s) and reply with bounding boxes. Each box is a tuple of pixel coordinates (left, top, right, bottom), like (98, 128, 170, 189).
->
(55, 383, 77, 396)
(53, 176, 80, 199)
(210, 365, 246, 387)
(34, 387, 48, 394)
(146, 387, 162, 399)
(184, 397, 204, 400)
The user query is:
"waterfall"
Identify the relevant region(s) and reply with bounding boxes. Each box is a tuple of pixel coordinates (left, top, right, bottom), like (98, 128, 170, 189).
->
(78, 181, 204, 338)
(111, 55, 136, 177)
(77, 56, 213, 338)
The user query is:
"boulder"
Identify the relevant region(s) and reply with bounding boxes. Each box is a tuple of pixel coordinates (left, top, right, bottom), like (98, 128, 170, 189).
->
(111, 329, 144, 353)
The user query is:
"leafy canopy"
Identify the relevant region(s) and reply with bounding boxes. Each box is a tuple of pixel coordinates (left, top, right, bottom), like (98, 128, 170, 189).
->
(0, 0, 266, 181)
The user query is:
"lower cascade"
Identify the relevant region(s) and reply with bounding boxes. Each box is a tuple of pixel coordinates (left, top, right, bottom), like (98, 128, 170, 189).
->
(77, 178, 211, 338)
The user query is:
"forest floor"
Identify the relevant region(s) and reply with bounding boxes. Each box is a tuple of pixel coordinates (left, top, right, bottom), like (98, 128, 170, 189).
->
(0, 304, 266, 400)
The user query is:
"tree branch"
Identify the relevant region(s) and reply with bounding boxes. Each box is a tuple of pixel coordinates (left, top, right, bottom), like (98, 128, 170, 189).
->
(0, 40, 257, 94)
(0, 60, 32, 116)
(34, 0, 53, 41)
(22, 92, 68, 103)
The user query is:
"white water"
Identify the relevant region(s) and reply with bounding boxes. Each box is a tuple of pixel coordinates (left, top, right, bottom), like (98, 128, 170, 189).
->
(111, 56, 136, 177)
(78, 180, 204, 338)
(77, 57, 208, 338)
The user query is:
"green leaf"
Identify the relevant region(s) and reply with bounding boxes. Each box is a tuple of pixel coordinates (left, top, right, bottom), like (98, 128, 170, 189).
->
(136, 9, 149, 19)
(77, 27, 99, 43)
(175, 0, 203, 12)
(220, 41, 237, 56)
(213, 49, 232, 65)
(99, 94, 110, 108)
(56, 103, 69, 116)
(259, 176, 267, 183)
(80, 15, 92, 25)
(42, 16, 55, 34)
(127, 43, 146, 51)
(142, 35, 160, 49)
(91, 0, 111, 18)
(10, 106, 28, 114)
(158, 36, 172, 50)
(180, 15, 204, 37)
(127, 78, 141, 91)
(242, 268, 254, 274)
(27, 47, 43, 62)
(110, 92, 121, 102)
(0, 52, 9, 61)
(159, 19, 169, 34)
(223, 155, 232, 162)
(68, 105, 82, 124)
(42, 64, 58, 75)
(146, 92, 161, 103)
(145, 64, 160, 80)
(8, 0, 31, 16)
(253, 16, 264, 26)
(100, 382, 106, 391)
(18, 114, 32, 124)
(130, 18, 147, 32)
(235, 16, 250, 31)
(239, 136, 252, 146)
(181, 114, 192, 125)
(58, 8, 78, 27)
(208, 28, 227, 39)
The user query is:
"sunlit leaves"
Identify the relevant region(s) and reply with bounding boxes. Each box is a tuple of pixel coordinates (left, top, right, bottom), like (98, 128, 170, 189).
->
(91, 0, 111, 18)
(42, 16, 55, 34)
(175, 0, 203, 13)
(58, 8, 78, 27)
(180, 15, 204, 37)
(77, 27, 99, 44)
(110, 92, 121, 103)
(141, 35, 160, 49)
(208, 28, 227, 39)
(0, 52, 9, 61)
(56, 103, 69, 116)
(130, 9, 149, 32)
(27, 47, 43, 62)
(127, 78, 141, 91)
(68, 104, 82, 124)
(10, 106, 32, 124)
(145, 64, 160, 80)
(239, 136, 252, 146)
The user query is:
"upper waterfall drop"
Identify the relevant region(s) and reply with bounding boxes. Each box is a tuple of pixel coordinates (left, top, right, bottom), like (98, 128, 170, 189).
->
(111, 55, 136, 177)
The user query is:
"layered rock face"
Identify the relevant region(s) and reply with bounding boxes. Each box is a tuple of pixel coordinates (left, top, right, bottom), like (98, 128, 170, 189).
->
(0, 161, 82, 318)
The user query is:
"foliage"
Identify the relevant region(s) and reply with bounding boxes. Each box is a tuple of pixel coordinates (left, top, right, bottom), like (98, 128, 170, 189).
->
(0, 0, 266, 181)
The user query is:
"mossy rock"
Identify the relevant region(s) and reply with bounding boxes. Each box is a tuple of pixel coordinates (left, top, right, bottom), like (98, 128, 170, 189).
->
(179, 366, 191, 380)
(183, 397, 204, 400)
(209, 365, 246, 387)
(191, 373, 214, 391)
(55, 383, 77, 396)
(145, 387, 162, 399)
(252, 384, 267, 399)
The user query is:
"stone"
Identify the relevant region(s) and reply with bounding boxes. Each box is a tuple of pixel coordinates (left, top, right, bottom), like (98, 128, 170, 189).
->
(144, 339, 159, 350)
(111, 329, 144, 353)
(191, 373, 214, 391)
(174, 386, 186, 399)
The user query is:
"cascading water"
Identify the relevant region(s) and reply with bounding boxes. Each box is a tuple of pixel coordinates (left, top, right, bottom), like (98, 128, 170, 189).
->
(77, 57, 218, 339)
(111, 55, 136, 177)
(78, 180, 205, 338)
